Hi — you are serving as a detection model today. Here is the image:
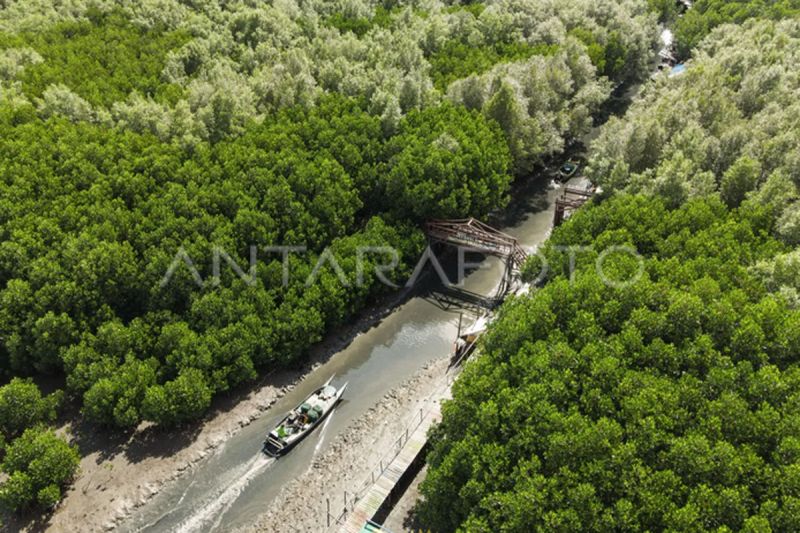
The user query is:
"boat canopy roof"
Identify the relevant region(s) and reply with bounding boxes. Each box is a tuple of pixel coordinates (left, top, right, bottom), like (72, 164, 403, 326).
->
(462, 315, 490, 337)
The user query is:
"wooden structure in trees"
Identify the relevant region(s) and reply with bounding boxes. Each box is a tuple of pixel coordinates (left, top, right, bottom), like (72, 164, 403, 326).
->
(553, 186, 595, 227)
(424, 218, 528, 297)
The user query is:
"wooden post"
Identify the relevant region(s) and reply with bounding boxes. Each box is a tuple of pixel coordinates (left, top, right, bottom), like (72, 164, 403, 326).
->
(457, 312, 463, 337)
(327, 498, 331, 527)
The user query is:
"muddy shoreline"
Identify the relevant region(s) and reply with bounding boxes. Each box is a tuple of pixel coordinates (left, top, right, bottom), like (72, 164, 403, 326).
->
(238, 357, 450, 533)
(20, 282, 419, 533)
(25, 163, 558, 533)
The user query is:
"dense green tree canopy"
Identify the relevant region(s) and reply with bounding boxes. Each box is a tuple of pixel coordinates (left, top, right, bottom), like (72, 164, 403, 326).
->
(588, 19, 800, 298)
(419, 195, 800, 531)
(382, 103, 512, 220)
(0, 90, 517, 428)
(674, 0, 800, 58)
(448, 43, 610, 176)
(419, 11, 800, 533)
(0, 9, 189, 108)
(0, 0, 685, 518)
(0, 427, 79, 513)
(0, 0, 657, 152)
(0, 379, 61, 440)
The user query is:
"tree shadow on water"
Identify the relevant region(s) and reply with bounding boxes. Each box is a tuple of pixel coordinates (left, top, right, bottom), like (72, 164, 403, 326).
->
(491, 175, 553, 229)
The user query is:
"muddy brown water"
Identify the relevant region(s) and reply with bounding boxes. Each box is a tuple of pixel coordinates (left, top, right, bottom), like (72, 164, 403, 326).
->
(117, 174, 588, 533)
(117, 17, 671, 527)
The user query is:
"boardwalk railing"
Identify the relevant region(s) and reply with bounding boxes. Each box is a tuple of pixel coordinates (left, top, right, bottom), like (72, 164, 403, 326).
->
(328, 364, 457, 533)
(425, 217, 528, 298)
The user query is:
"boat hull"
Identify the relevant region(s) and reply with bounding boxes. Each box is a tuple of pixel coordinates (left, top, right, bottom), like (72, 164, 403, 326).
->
(262, 403, 335, 457)
(262, 378, 346, 457)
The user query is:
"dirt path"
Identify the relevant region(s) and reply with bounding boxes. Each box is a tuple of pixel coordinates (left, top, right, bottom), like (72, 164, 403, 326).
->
(238, 357, 451, 533)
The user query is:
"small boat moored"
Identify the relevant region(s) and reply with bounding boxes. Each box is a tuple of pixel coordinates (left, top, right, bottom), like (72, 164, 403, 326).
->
(452, 313, 492, 365)
(263, 376, 347, 457)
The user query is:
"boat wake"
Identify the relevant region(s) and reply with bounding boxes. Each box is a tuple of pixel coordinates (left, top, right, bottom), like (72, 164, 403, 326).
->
(175, 454, 275, 533)
(313, 411, 335, 457)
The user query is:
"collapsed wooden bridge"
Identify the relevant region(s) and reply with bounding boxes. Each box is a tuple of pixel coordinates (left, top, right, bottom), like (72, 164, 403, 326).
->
(424, 218, 528, 296)
(553, 186, 595, 226)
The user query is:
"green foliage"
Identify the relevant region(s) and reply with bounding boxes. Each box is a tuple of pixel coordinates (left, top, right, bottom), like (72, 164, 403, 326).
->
(0, 94, 453, 427)
(419, 195, 800, 531)
(35, 484, 61, 509)
(674, 0, 800, 58)
(449, 49, 611, 177)
(82, 356, 158, 427)
(0, 0, 655, 432)
(444, 3, 486, 18)
(0, 0, 657, 146)
(429, 40, 557, 91)
(569, 28, 628, 80)
(646, 0, 681, 23)
(142, 368, 212, 426)
(0, 379, 61, 439)
(751, 249, 800, 308)
(382, 103, 513, 221)
(325, 13, 374, 37)
(0, 427, 79, 513)
(721, 156, 761, 208)
(0, 9, 189, 107)
(588, 19, 800, 243)
(324, 6, 398, 37)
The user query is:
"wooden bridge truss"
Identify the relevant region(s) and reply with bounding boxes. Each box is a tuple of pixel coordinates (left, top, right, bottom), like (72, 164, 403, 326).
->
(424, 218, 528, 297)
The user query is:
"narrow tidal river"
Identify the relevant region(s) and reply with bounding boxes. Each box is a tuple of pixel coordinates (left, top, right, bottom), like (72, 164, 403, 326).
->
(119, 174, 584, 533)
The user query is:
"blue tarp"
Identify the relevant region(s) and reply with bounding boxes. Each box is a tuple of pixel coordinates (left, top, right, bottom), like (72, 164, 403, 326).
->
(670, 63, 686, 77)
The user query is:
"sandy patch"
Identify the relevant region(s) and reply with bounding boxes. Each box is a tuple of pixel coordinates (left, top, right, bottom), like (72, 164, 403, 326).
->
(44, 374, 296, 533)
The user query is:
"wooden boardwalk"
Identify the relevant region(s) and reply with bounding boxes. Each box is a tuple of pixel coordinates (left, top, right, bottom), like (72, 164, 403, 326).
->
(339, 404, 442, 533)
(553, 186, 595, 226)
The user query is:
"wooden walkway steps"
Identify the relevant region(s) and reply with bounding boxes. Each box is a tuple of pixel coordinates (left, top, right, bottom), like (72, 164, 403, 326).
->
(339, 404, 442, 533)
(553, 186, 595, 226)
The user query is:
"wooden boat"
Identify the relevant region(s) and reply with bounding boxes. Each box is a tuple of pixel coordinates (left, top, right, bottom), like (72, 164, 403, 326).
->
(452, 314, 492, 365)
(558, 160, 579, 181)
(263, 376, 347, 457)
